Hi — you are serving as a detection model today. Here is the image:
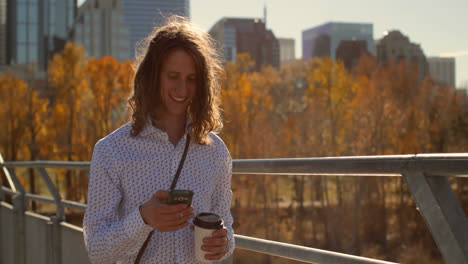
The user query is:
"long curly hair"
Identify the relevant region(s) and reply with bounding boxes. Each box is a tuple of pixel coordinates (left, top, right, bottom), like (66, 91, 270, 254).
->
(128, 15, 223, 145)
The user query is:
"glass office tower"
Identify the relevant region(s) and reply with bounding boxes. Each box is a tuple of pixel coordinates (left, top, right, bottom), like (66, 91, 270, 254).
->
(4, 0, 75, 70)
(120, 0, 190, 59)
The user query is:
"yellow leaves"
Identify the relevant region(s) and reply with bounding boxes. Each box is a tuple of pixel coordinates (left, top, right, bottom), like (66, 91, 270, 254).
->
(0, 70, 49, 161)
(1, 40, 465, 164)
(223, 51, 466, 159)
(84, 56, 134, 144)
(48, 43, 87, 98)
(0, 42, 134, 163)
(221, 54, 278, 158)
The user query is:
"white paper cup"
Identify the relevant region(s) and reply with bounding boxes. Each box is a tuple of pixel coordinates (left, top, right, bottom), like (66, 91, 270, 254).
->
(193, 212, 224, 263)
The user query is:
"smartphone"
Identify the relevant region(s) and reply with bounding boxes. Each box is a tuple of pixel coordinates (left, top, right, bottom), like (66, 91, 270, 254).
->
(167, 190, 194, 206)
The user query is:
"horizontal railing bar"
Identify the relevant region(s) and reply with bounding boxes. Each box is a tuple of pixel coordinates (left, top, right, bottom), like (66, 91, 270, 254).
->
(1, 186, 19, 196)
(235, 234, 397, 264)
(238, 173, 403, 177)
(7, 191, 87, 211)
(25, 193, 55, 204)
(2, 154, 467, 176)
(61, 199, 87, 211)
(1, 161, 90, 170)
(233, 154, 468, 176)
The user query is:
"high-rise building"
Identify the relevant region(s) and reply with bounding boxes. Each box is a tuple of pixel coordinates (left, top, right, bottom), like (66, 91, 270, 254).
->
(427, 57, 456, 88)
(2, 0, 76, 71)
(335, 40, 370, 71)
(209, 17, 280, 71)
(120, 0, 190, 59)
(376, 30, 428, 83)
(278, 38, 295, 67)
(302, 22, 374, 62)
(74, 0, 130, 61)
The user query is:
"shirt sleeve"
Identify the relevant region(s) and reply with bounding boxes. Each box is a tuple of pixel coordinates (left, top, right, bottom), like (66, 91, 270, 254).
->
(210, 142, 235, 259)
(83, 139, 154, 264)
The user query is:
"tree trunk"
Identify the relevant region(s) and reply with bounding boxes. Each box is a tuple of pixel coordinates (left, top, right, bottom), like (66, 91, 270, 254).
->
(66, 100, 75, 201)
(323, 176, 337, 250)
(293, 175, 305, 244)
(310, 180, 318, 244)
(352, 178, 362, 255)
(336, 176, 343, 207)
(379, 178, 388, 254)
(273, 177, 280, 241)
(398, 178, 405, 242)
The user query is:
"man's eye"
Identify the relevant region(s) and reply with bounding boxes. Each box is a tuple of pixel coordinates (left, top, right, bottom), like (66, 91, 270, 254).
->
(168, 74, 178, 79)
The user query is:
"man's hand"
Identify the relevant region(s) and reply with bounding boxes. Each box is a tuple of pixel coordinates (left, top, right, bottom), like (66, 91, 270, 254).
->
(197, 227, 229, 261)
(139, 190, 194, 232)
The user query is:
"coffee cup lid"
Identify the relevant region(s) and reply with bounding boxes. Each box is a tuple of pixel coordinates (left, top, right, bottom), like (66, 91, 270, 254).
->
(193, 212, 223, 229)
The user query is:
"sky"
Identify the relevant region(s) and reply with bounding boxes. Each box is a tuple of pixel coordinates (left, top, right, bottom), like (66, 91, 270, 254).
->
(78, 0, 468, 88)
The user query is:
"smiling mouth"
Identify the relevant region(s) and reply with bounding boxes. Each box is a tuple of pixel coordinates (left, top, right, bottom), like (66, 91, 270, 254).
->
(171, 96, 186, 102)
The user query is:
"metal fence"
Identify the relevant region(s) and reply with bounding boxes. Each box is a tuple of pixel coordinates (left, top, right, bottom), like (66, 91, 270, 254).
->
(1, 153, 468, 264)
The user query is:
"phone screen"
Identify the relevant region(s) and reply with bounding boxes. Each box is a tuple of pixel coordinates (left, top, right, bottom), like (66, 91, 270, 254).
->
(167, 190, 194, 206)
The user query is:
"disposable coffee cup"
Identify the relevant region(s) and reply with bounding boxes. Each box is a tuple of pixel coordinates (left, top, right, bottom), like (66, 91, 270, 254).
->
(193, 212, 224, 263)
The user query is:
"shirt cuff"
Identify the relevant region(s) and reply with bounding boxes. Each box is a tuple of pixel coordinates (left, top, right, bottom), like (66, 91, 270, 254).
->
(123, 207, 154, 244)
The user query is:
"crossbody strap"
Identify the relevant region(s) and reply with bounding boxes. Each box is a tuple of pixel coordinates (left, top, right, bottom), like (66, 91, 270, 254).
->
(169, 133, 191, 191)
(134, 134, 191, 264)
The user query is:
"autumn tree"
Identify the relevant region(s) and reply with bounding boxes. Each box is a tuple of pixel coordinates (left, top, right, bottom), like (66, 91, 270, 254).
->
(0, 68, 48, 200)
(22, 65, 49, 208)
(0, 71, 29, 161)
(303, 57, 357, 251)
(48, 42, 89, 200)
(84, 56, 134, 159)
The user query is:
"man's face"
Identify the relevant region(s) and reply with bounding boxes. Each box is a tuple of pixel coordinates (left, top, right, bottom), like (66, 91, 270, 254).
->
(158, 49, 197, 119)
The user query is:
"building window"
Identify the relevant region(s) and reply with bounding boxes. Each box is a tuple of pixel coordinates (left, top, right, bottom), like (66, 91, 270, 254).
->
(28, 25, 37, 42)
(29, 45, 37, 62)
(28, 3, 38, 21)
(18, 44, 27, 63)
(17, 3, 27, 23)
(18, 24, 27, 42)
(225, 46, 232, 61)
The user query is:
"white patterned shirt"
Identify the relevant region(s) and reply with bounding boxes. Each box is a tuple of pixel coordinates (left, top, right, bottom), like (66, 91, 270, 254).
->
(83, 121, 235, 264)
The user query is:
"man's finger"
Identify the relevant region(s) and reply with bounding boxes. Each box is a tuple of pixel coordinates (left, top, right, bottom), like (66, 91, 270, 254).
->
(203, 236, 228, 246)
(201, 244, 226, 253)
(153, 190, 169, 201)
(157, 203, 188, 214)
(164, 205, 193, 217)
(211, 227, 228, 237)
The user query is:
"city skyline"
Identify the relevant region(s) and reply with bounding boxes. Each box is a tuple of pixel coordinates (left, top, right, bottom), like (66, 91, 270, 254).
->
(79, 0, 468, 88)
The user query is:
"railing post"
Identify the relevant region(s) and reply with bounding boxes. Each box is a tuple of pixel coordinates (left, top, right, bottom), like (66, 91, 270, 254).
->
(12, 193, 26, 264)
(36, 167, 65, 221)
(402, 171, 468, 264)
(47, 216, 63, 264)
(36, 167, 65, 263)
(7, 167, 27, 264)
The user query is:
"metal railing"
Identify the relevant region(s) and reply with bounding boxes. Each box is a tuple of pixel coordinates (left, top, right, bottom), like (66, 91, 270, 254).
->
(1, 153, 468, 264)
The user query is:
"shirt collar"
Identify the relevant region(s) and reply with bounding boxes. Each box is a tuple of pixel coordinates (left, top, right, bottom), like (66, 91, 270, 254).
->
(139, 115, 192, 138)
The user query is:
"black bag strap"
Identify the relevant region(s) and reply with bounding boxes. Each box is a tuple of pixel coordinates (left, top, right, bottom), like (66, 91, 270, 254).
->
(134, 134, 191, 264)
(169, 133, 191, 191)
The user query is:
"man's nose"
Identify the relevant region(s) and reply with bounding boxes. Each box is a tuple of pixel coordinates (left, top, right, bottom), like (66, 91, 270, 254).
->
(175, 79, 188, 95)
